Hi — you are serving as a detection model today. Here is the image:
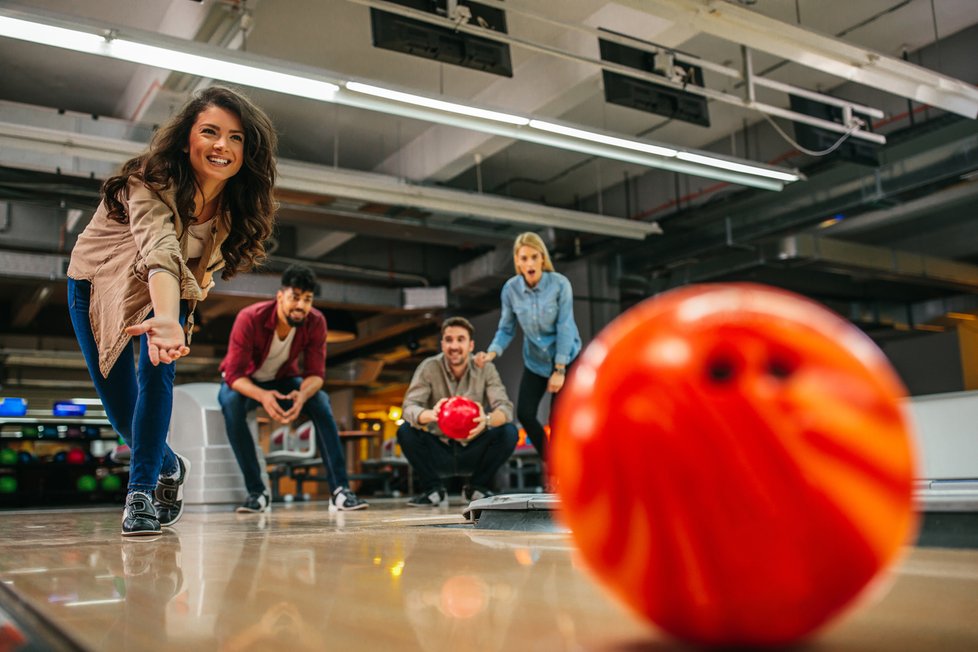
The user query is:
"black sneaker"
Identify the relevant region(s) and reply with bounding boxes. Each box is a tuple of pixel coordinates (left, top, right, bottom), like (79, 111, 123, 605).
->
(122, 491, 161, 537)
(154, 452, 190, 527)
(236, 491, 270, 513)
(407, 487, 447, 507)
(329, 487, 369, 512)
(463, 486, 495, 502)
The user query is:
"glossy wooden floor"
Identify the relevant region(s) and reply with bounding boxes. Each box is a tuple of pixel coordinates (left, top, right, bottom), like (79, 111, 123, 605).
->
(1, 500, 976, 651)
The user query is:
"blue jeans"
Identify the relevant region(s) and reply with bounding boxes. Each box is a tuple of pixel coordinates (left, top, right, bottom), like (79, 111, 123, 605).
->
(218, 379, 350, 495)
(67, 278, 182, 493)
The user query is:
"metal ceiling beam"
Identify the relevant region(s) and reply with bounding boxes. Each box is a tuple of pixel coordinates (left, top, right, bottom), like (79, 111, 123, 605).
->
(619, 117, 978, 271)
(775, 234, 978, 291)
(650, 233, 978, 295)
(277, 161, 661, 240)
(0, 119, 661, 240)
(621, 0, 978, 119)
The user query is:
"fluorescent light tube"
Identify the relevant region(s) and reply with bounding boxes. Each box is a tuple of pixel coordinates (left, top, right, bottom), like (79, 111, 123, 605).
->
(109, 40, 339, 101)
(346, 82, 529, 126)
(0, 17, 339, 102)
(676, 151, 800, 182)
(0, 16, 103, 51)
(529, 120, 678, 158)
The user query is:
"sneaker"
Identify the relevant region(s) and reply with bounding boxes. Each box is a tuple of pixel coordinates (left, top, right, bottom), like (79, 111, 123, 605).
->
(329, 487, 369, 512)
(122, 491, 161, 537)
(236, 491, 271, 513)
(407, 487, 447, 507)
(463, 486, 495, 502)
(154, 452, 190, 527)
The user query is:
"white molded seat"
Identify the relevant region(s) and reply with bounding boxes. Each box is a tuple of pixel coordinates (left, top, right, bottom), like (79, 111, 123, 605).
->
(265, 420, 316, 462)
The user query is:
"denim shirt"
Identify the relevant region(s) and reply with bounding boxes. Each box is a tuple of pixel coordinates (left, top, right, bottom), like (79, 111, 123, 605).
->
(487, 271, 581, 378)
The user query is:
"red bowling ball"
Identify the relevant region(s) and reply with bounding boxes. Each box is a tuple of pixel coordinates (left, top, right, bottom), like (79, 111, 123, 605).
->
(552, 283, 917, 647)
(66, 448, 86, 465)
(437, 396, 482, 440)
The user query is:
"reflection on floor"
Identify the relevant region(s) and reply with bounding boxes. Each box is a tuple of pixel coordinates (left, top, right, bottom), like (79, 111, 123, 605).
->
(0, 500, 976, 651)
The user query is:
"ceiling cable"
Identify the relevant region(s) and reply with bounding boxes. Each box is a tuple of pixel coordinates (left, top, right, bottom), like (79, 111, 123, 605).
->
(762, 115, 859, 158)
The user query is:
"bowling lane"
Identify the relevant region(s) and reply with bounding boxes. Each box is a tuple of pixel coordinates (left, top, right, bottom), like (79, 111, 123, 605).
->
(0, 501, 976, 651)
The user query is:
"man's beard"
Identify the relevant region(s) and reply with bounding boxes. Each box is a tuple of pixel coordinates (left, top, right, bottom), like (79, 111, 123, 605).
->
(286, 314, 306, 327)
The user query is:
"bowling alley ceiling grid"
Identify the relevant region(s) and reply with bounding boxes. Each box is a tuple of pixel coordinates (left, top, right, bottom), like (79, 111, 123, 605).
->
(1, 0, 978, 393)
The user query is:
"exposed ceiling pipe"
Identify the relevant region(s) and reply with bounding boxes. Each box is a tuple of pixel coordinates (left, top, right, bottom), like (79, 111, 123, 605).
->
(270, 254, 430, 287)
(619, 117, 978, 272)
(820, 179, 978, 236)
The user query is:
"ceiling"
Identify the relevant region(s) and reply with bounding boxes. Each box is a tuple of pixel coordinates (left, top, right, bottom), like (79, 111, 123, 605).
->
(1, 0, 977, 397)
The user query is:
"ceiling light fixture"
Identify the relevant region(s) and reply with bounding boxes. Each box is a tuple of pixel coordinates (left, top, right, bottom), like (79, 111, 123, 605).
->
(109, 40, 340, 101)
(346, 82, 529, 125)
(528, 120, 678, 158)
(675, 151, 799, 182)
(0, 8, 800, 191)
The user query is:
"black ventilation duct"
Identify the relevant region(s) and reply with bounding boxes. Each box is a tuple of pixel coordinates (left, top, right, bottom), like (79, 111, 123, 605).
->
(789, 95, 881, 167)
(599, 37, 710, 127)
(370, 0, 512, 77)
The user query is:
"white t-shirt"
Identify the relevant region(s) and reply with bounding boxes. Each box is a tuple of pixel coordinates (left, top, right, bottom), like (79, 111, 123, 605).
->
(147, 219, 212, 280)
(251, 328, 296, 382)
(185, 219, 212, 260)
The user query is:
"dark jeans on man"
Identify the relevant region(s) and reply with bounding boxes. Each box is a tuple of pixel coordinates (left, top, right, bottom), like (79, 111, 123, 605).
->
(68, 278, 183, 493)
(396, 422, 519, 492)
(218, 378, 350, 495)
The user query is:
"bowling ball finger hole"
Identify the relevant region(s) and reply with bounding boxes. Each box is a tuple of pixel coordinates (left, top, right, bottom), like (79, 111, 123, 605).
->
(766, 356, 796, 380)
(705, 356, 738, 383)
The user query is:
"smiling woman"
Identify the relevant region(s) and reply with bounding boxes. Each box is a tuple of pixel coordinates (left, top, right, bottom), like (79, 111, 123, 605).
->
(65, 85, 278, 537)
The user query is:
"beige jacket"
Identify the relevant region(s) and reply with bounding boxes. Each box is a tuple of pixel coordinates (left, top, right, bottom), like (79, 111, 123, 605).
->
(67, 178, 230, 378)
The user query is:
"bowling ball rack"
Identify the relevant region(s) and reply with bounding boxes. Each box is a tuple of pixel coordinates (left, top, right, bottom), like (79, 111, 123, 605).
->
(0, 415, 127, 509)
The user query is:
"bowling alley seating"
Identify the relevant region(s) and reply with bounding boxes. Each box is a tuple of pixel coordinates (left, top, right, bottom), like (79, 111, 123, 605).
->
(360, 437, 414, 497)
(263, 420, 326, 501)
(265, 421, 316, 462)
(506, 448, 543, 491)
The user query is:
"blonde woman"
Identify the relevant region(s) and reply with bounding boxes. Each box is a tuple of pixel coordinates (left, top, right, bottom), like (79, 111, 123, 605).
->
(474, 233, 581, 460)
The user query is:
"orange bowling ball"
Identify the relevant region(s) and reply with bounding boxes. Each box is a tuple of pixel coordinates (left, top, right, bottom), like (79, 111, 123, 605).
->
(552, 283, 917, 647)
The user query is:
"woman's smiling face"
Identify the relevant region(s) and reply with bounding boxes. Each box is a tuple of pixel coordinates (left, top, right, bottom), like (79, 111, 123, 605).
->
(186, 105, 245, 189)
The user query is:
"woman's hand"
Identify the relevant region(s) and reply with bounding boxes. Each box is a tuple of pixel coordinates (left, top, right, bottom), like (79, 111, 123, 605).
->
(473, 351, 496, 368)
(125, 316, 189, 365)
(548, 371, 565, 393)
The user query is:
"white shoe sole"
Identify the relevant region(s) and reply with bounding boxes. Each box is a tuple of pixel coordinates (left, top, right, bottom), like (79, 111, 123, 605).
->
(328, 501, 369, 512)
